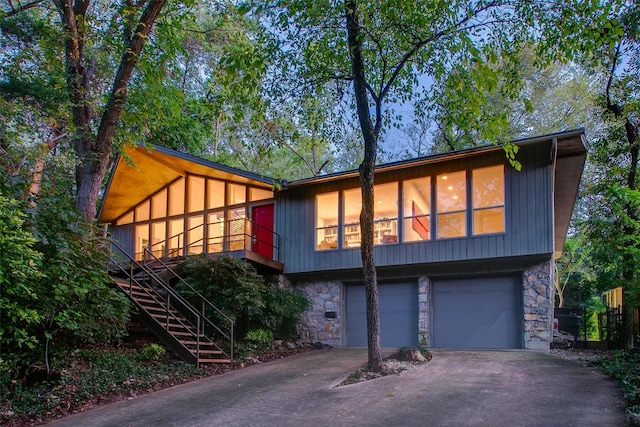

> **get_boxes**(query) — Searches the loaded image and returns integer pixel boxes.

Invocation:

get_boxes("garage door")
[432,276,522,349]
[346,282,418,348]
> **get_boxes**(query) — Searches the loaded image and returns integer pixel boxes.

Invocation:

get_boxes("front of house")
[99,129,587,351]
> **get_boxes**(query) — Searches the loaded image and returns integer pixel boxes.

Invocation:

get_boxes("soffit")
[98,145,276,224]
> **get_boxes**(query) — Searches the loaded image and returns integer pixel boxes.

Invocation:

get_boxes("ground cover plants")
[589,350,640,420]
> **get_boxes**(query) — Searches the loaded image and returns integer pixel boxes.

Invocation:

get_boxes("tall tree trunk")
[55,0,168,222]
[345,0,383,372]
[622,121,639,348]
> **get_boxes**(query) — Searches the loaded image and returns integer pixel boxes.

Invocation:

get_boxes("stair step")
[196,350,223,355]
[199,359,231,364]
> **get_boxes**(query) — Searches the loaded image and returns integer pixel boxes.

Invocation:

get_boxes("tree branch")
[3,0,45,18]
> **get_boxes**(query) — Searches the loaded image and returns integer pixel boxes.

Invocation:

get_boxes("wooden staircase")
[109,241,233,367]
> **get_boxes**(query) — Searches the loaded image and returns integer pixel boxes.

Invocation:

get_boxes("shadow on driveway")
[49,349,625,427]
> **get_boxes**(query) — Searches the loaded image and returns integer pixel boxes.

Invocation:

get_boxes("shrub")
[179,255,308,340]
[139,344,167,363]
[245,329,274,351]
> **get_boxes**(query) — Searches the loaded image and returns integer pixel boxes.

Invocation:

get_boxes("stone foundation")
[296,280,342,346]
[523,260,554,350]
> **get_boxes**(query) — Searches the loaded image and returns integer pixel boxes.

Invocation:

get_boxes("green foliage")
[179,255,309,340]
[1,347,202,424]
[590,350,640,411]
[0,195,43,350]
[245,329,274,351]
[139,343,167,363]
[31,196,131,347]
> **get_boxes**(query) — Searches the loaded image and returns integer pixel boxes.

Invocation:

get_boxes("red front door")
[251,204,274,259]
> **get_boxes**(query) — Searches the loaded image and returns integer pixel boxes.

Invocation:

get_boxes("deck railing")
[138,218,280,263]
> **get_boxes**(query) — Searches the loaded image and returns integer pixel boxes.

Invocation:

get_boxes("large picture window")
[473,165,505,235]
[316,192,338,250]
[437,171,466,239]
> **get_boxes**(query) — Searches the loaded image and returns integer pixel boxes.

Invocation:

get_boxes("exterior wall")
[523,259,555,350]
[295,279,343,346]
[293,258,555,350]
[277,143,554,275]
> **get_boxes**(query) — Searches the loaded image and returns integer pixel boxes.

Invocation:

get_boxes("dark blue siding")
[277,143,553,275]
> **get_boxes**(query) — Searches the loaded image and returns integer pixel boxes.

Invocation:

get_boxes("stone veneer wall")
[523,259,555,350]
[296,280,342,346]
[418,277,429,347]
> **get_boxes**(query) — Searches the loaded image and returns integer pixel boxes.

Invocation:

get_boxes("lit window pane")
[227,183,246,205]
[437,212,466,239]
[151,189,167,219]
[169,178,185,216]
[188,176,205,213]
[403,177,430,242]
[168,219,184,257]
[134,224,149,261]
[228,208,246,250]
[437,171,466,239]
[207,179,225,209]
[135,200,150,222]
[116,211,134,226]
[250,187,273,202]
[474,208,505,234]
[316,192,338,250]
[473,165,505,235]
[374,182,398,245]
[187,215,204,255]
[473,165,504,208]
[150,222,166,257]
[207,211,225,253]
[343,188,362,248]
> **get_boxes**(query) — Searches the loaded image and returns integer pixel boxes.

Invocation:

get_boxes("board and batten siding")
[276,142,554,275]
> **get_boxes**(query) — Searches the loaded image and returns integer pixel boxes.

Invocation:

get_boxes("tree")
[2,0,170,221]
[254,0,586,371]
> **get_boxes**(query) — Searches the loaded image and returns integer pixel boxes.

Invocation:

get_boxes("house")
[99,129,587,352]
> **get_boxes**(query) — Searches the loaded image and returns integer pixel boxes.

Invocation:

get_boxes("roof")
[98,144,280,224]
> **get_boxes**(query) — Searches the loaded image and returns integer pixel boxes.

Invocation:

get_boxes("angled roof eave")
[98,144,281,224]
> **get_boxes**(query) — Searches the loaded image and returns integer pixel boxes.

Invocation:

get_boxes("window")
[228,208,246,250]
[473,165,505,235]
[207,179,225,209]
[207,211,225,253]
[135,200,150,222]
[343,188,362,248]
[188,176,205,213]
[403,177,430,242]
[437,171,466,239]
[250,187,273,202]
[168,178,185,216]
[151,189,167,219]
[150,222,166,257]
[227,183,246,205]
[168,219,184,257]
[374,182,398,245]
[134,224,149,260]
[316,192,338,250]
[187,215,204,255]
[116,211,134,226]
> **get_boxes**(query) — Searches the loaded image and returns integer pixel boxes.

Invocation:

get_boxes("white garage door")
[432,276,522,349]
[346,282,418,348]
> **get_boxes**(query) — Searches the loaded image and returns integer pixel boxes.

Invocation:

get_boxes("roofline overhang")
[285,128,587,188]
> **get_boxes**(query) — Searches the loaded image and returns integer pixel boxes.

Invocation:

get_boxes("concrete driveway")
[49,349,625,427]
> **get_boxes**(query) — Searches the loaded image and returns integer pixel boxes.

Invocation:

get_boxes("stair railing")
[141,246,234,361]
[110,240,233,363]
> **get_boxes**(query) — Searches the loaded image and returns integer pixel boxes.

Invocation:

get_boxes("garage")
[432,276,523,349]
[346,282,418,348]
